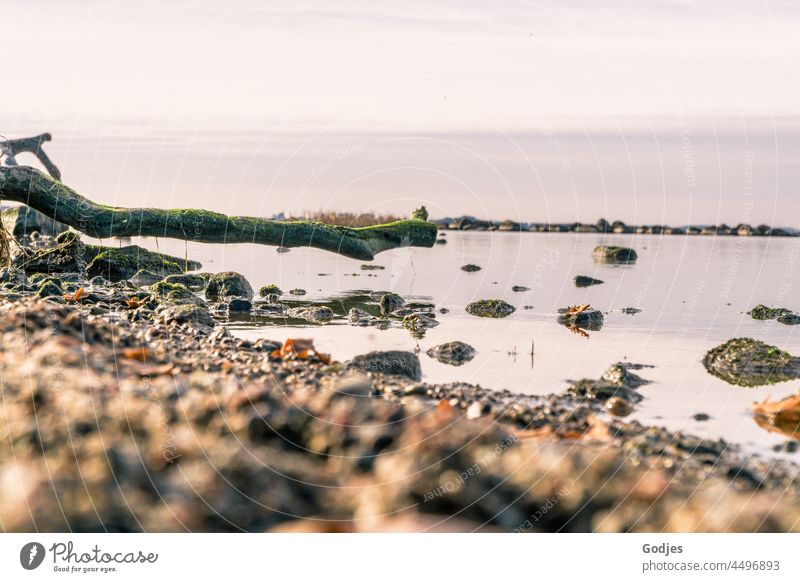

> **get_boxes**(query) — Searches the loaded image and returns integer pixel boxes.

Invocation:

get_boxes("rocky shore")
[433,216,799,237]
[1,229,799,532]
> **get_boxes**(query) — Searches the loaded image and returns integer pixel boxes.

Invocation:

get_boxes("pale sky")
[4,0,800,224]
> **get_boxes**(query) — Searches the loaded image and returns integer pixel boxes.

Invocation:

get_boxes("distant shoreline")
[432,217,799,237]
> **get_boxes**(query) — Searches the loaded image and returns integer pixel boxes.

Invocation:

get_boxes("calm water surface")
[134,231,800,459]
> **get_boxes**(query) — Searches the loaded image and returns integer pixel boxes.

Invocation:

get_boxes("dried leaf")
[568,324,590,339]
[752,393,800,440]
[120,347,151,362]
[64,287,87,303]
[126,297,146,309]
[566,304,591,315]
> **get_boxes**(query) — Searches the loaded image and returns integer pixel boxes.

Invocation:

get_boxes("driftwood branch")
[0,165,436,260]
[0,133,61,180]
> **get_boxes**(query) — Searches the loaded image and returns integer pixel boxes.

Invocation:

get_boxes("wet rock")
[426,341,476,366]
[151,281,195,303]
[157,303,215,328]
[749,305,793,320]
[703,338,800,387]
[226,299,252,313]
[461,264,481,272]
[778,313,800,326]
[0,267,28,287]
[349,350,422,380]
[165,273,206,290]
[557,306,604,330]
[13,230,86,274]
[606,397,633,417]
[205,271,254,301]
[348,308,380,326]
[2,205,68,238]
[288,306,335,324]
[621,307,642,315]
[403,313,439,333]
[129,270,164,287]
[511,286,530,292]
[88,275,110,287]
[466,299,516,318]
[693,413,711,422]
[379,292,405,315]
[289,289,307,296]
[574,275,604,287]
[360,264,385,271]
[258,284,283,298]
[592,245,638,264]
[567,362,648,404]
[36,280,63,298]
[86,244,194,282]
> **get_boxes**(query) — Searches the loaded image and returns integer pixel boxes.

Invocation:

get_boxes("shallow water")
[129,231,800,458]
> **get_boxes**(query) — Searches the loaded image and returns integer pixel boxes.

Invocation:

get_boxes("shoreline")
[433,217,799,236]
[1,232,799,532]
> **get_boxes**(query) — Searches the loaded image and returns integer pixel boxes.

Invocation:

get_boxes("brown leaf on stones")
[64,287,87,303]
[752,393,800,440]
[271,338,332,364]
[120,347,151,362]
[126,297,146,309]
[566,304,590,315]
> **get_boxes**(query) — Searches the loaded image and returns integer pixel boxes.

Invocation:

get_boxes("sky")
[3,0,800,225]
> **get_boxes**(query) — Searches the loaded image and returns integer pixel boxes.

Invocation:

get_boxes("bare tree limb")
[0,165,436,260]
[1,133,61,180]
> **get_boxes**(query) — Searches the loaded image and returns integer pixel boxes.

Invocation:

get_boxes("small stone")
[606,397,633,417]
[129,269,164,287]
[258,284,283,297]
[288,306,334,323]
[379,292,405,315]
[348,308,379,326]
[693,413,711,422]
[592,245,638,264]
[511,285,530,292]
[574,275,604,287]
[461,264,481,272]
[205,271,254,301]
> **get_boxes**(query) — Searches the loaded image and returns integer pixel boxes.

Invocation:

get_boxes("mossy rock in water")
[205,271,254,301]
[165,273,206,290]
[466,299,515,318]
[379,292,404,315]
[749,304,793,320]
[592,245,637,264]
[258,284,283,298]
[703,338,800,387]
[557,307,604,330]
[86,245,193,282]
[12,230,86,274]
[426,341,476,366]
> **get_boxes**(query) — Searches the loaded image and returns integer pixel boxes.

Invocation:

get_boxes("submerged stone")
[466,299,515,318]
[703,338,800,387]
[557,306,604,330]
[379,292,404,315]
[592,245,638,264]
[348,350,422,380]
[426,341,476,366]
[288,306,335,323]
[574,275,604,287]
[403,313,439,333]
[749,305,793,320]
[348,307,380,326]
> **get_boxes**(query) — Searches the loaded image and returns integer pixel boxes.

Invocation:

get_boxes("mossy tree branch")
[0,166,436,260]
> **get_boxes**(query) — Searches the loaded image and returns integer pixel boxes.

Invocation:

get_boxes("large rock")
[205,271,254,301]
[703,338,800,387]
[86,245,195,282]
[12,230,86,274]
[348,350,422,380]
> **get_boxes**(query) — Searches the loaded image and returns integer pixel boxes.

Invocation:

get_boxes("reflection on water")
[120,230,800,458]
